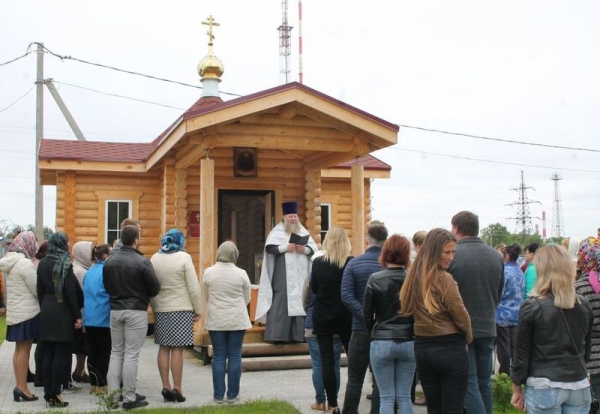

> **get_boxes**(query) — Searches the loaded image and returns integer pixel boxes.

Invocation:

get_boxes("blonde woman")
[511,245,593,414]
[311,226,353,413]
[400,228,472,414]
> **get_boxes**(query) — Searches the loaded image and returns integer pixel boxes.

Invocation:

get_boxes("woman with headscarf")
[0,231,40,402]
[37,232,82,408]
[574,236,600,409]
[71,240,93,384]
[202,241,252,404]
[150,229,202,403]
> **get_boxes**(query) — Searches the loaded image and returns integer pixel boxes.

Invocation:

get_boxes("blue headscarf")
[158,229,185,254]
[47,232,71,303]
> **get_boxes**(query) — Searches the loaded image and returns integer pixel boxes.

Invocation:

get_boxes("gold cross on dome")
[202,15,220,44]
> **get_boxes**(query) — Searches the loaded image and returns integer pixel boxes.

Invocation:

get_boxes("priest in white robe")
[256,201,317,342]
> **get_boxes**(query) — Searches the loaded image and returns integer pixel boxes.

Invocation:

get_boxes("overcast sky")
[1,1,599,242]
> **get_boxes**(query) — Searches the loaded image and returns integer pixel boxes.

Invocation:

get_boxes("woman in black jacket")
[311,226,353,414]
[37,232,82,408]
[363,234,415,414]
[510,244,593,414]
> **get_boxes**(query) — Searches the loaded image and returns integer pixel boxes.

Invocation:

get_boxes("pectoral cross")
[202,15,220,44]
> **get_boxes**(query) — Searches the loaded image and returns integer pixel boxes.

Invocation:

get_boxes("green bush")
[492,373,514,413]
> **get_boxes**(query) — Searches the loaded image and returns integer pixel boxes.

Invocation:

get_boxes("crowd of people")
[0,203,599,414]
[0,219,251,410]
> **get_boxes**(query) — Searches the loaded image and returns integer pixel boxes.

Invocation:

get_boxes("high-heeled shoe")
[161,388,174,402]
[13,387,39,402]
[171,388,186,403]
[44,394,69,408]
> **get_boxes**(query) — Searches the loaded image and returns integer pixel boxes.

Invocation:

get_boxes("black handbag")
[559,308,598,414]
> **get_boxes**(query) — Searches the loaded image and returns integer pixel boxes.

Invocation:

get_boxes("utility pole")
[506,170,540,243]
[35,42,44,244]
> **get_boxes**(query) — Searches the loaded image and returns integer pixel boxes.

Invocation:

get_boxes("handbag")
[559,308,599,414]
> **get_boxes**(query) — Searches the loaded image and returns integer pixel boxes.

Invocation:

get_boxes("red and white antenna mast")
[278,0,293,84]
[298,0,303,83]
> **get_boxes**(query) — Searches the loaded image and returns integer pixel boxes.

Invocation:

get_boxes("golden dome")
[197,44,224,80]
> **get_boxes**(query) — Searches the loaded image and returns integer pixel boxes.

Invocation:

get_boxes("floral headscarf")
[8,231,37,259]
[577,237,600,277]
[47,232,71,303]
[158,229,185,254]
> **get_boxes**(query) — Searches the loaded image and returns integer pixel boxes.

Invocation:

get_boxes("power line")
[0,45,33,67]
[0,86,35,113]
[389,146,600,173]
[6,43,600,158]
[398,124,600,154]
[53,81,187,110]
[38,43,243,97]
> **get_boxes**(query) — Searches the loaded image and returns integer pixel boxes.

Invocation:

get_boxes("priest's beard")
[284,221,301,234]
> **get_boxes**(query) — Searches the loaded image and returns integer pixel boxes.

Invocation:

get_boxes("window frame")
[320,202,333,242]
[105,199,132,246]
[94,190,142,244]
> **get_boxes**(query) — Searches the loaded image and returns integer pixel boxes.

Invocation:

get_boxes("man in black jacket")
[103,225,160,410]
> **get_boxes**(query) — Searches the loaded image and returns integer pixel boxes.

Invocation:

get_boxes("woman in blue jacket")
[83,244,112,394]
[496,243,525,376]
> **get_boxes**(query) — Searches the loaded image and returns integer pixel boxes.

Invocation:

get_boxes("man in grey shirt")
[448,211,504,414]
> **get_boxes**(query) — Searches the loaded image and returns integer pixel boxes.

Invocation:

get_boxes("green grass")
[80,400,302,413]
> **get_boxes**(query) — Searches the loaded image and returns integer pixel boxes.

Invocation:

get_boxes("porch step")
[206,341,309,358]
[242,354,348,372]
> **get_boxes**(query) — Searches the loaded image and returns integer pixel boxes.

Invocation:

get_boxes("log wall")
[52,149,372,262]
[54,170,162,257]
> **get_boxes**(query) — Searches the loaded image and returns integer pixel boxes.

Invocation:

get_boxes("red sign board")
[189,210,200,238]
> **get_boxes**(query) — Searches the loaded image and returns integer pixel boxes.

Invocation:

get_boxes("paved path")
[0,339,426,413]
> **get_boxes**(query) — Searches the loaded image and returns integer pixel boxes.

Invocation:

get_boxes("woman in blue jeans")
[511,244,593,414]
[302,256,344,413]
[400,228,473,414]
[202,242,252,404]
[363,234,415,414]
[311,227,353,413]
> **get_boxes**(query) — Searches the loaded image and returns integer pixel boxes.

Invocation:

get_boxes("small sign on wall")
[189,210,200,238]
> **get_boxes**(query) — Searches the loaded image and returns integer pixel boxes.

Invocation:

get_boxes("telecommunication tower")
[278,0,293,84]
[506,171,541,242]
[551,172,565,237]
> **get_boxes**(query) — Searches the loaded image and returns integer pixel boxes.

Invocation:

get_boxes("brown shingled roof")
[335,155,391,171]
[39,139,155,163]
[39,83,397,166]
